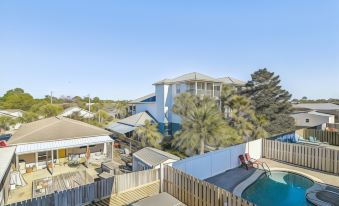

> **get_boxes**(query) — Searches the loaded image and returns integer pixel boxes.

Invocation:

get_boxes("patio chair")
[245,153,263,168]
[239,155,253,170]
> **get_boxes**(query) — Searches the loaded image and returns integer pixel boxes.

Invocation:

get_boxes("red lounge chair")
[245,153,263,167]
[239,155,253,170]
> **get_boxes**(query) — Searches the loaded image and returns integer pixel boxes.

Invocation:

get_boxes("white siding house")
[130,72,245,135]
[291,111,335,129]
[61,107,94,119]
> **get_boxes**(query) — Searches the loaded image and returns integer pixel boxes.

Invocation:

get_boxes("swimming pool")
[242,171,314,206]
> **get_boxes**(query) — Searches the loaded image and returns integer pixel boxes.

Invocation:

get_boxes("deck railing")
[7,177,114,206]
[163,165,255,206]
[6,169,160,206]
[263,139,339,174]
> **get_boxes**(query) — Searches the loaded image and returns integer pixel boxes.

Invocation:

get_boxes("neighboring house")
[105,111,157,137]
[129,72,245,135]
[61,106,95,119]
[290,111,335,129]
[132,147,180,171]
[8,116,113,173]
[0,109,24,118]
[0,146,16,206]
[105,108,119,119]
[293,103,339,122]
[0,109,23,133]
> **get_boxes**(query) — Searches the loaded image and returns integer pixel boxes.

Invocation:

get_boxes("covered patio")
[14,135,114,174]
[8,116,114,175]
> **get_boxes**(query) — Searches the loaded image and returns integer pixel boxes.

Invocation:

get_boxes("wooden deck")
[90,181,160,206]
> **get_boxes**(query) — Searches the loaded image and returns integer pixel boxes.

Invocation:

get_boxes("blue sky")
[0,0,338,100]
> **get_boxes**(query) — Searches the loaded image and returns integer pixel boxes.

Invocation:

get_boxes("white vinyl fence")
[172,139,262,180]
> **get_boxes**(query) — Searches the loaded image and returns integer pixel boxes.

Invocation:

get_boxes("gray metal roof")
[105,122,136,134]
[133,147,180,167]
[216,76,246,85]
[0,146,16,183]
[153,72,245,86]
[8,116,111,145]
[293,103,339,110]
[153,72,221,85]
[132,192,186,206]
[105,112,157,134]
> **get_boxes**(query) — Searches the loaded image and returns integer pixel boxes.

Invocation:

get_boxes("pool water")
[242,171,314,206]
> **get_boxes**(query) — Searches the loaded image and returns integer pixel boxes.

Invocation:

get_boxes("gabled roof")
[8,116,111,145]
[133,147,180,167]
[105,112,157,134]
[130,93,156,104]
[118,112,157,127]
[216,77,246,85]
[293,103,339,111]
[153,72,221,85]
[153,72,245,86]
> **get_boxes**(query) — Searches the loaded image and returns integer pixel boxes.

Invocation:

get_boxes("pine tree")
[244,68,295,134]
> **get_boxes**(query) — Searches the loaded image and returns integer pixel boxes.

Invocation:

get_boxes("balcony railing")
[187,89,220,98]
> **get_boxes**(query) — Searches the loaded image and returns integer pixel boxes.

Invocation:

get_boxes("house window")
[197,82,205,90]
[305,119,310,123]
[176,84,181,94]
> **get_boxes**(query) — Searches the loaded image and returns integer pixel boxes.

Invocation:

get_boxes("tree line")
[0,88,129,131]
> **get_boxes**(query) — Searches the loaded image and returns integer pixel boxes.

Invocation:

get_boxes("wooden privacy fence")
[163,166,255,206]
[263,139,339,174]
[113,168,160,193]
[303,129,339,146]
[7,177,114,206]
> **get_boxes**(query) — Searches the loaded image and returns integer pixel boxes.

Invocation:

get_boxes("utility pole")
[50,91,53,104]
[88,94,91,112]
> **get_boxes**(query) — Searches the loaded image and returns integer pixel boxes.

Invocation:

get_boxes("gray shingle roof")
[133,147,180,167]
[216,77,246,85]
[8,116,111,145]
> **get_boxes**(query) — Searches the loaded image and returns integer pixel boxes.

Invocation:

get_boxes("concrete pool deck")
[205,158,339,196]
[205,167,259,192]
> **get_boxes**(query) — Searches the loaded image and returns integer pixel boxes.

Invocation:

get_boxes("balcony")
[188,89,220,99]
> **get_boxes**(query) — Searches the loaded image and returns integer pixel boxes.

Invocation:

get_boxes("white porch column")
[195,81,198,95]
[212,83,215,97]
[103,143,107,155]
[56,150,59,164]
[51,150,54,174]
[16,155,19,171]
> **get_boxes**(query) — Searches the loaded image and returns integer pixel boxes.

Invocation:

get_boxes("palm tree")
[172,94,240,155]
[135,120,162,148]
[114,101,128,119]
[228,95,268,140]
